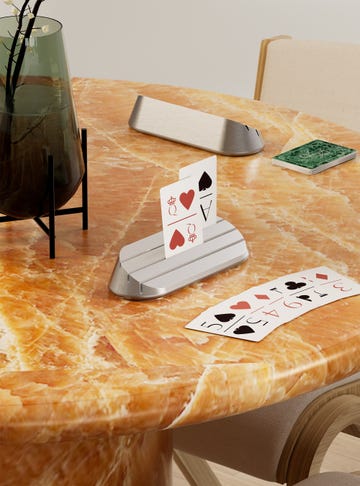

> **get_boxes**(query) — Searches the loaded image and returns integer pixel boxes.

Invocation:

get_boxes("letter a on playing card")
[160,177,204,258]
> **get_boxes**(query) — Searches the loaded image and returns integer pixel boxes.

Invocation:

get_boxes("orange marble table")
[0,78,360,485]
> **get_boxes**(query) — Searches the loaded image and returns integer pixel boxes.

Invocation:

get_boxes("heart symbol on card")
[180,190,195,210]
[199,171,212,191]
[233,325,255,335]
[214,313,236,322]
[285,281,306,290]
[230,301,251,310]
[170,229,185,250]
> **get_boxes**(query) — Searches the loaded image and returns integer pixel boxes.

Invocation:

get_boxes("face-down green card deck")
[272,139,356,174]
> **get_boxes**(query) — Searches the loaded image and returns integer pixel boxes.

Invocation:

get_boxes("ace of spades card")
[179,156,217,227]
[160,177,203,259]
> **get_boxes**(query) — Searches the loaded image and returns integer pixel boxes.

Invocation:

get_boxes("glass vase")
[0,16,84,219]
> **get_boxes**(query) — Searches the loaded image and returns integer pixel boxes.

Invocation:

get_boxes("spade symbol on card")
[179,190,195,210]
[234,325,255,335]
[170,229,185,250]
[297,295,312,302]
[199,171,212,191]
[178,156,217,227]
[285,281,306,290]
[215,313,236,322]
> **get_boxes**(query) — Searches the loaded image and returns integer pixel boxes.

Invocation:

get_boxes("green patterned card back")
[272,139,356,174]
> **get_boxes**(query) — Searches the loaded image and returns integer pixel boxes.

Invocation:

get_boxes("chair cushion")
[173,372,360,482]
[296,472,360,486]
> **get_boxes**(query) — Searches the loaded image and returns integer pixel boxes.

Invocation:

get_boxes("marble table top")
[0,78,359,443]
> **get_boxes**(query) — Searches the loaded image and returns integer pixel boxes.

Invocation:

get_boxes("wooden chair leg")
[277,379,360,485]
[281,393,360,485]
[173,450,222,486]
[346,424,360,438]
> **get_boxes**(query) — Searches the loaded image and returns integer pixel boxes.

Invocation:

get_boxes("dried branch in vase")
[2,0,46,112]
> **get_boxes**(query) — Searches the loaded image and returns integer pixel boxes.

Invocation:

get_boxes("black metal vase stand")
[0,128,88,259]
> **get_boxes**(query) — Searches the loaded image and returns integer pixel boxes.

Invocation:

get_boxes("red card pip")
[160,177,203,258]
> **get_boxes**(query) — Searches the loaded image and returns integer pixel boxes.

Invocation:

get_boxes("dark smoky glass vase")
[0,16,84,219]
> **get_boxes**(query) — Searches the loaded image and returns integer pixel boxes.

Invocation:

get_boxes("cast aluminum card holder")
[109,218,249,300]
[129,95,264,156]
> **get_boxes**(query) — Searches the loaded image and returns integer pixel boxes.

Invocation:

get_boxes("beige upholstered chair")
[173,36,360,486]
[174,376,360,485]
[254,36,360,132]
[254,36,360,453]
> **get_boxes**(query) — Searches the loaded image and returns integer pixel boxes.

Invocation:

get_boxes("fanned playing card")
[272,139,356,174]
[185,267,360,342]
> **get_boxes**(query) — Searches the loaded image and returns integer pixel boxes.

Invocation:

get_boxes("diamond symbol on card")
[316,273,328,280]
[255,294,270,300]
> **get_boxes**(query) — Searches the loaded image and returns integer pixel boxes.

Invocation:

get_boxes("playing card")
[204,286,275,322]
[244,271,360,340]
[297,267,360,303]
[269,266,356,298]
[185,266,360,341]
[189,284,292,342]
[160,177,203,258]
[179,156,217,226]
[186,305,275,342]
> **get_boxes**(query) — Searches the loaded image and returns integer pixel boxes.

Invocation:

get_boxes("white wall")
[1,0,360,99]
